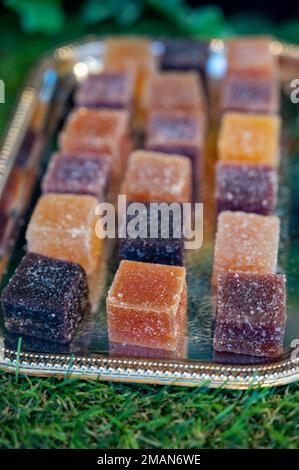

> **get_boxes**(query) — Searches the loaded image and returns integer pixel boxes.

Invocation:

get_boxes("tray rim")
[1,35,299,389]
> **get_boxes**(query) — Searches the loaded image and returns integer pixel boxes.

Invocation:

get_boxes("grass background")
[0,1,299,449]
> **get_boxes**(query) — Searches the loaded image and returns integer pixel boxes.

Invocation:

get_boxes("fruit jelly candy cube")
[26,193,101,275]
[119,202,184,266]
[221,73,279,114]
[214,271,286,357]
[41,152,111,201]
[109,308,187,360]
[218,112,281,167]
[161,39,209,73]
[145,109,205,196]
[1,252,89,344]
[147,72,205,112]
[122,150,192,203]
[215,163,277,215]
[107,260,186,350]
[104,37,154,110]
[146,109,205,162]
[59,108,130,170]
[75,71,134,110]
[226,37,277,76]
[212,211,280,286]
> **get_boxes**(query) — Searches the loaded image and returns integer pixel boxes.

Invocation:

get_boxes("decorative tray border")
[1,36,299,389]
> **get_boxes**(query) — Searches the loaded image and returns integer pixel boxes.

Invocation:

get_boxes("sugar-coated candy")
[41,152,111,201]
[107,260,186,350]
[161,39,208,74]
[218,112,280,167]
[146,109,205,195]
[59,108,130,177]
[1,253,89,343]
[26,193,101,275]
[110,307,187,359]
[214,271,286,357]
[221,74,279,114]
[147,72,205,112]
[215,163,277,215]
[212,211,280,285]
[119,202,184,266]
[75,72,134,110]
[104,37,154,115]
[226,37,276,77]
[122,150,191,203]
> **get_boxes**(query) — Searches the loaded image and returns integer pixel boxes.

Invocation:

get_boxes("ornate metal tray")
[0,37,299,389]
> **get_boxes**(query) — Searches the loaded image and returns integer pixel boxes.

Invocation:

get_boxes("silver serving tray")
[0,36,299,389]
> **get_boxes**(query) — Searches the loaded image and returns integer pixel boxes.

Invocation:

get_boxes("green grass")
[1,8,299,450]
[0,372,299,449]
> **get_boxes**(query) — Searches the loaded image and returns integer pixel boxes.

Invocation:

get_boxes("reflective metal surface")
[0,37,299,388]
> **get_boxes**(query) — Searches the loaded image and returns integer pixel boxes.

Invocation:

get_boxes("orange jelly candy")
[218,112,281,167]
[147,72,205,112]
[26,194,101,275]
[226,37,277,77]
[107,260,187,350]
[59,108,130,175]
[212,211,280,286]
[122,150,192,203]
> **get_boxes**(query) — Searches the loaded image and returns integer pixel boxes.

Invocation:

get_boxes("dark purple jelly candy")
[215,163,277,215]
[214,272,286,358]
[119,202,184,266]
[1,252,90,344]
[75,72,134,110]
[161,39,208,74]
[221,74,279,114]
[41,152,111,201]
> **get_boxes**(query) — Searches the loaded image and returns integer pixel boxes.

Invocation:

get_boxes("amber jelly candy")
[107,260,186,351]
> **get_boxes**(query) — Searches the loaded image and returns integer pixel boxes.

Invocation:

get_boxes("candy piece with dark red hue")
[215,163,277,215]
[146,109,205,198]
[161,39,208,74]
[1,252,90,344]
[119,202,184,266]
[221,73,279,114]
[75,72,134,110]
[214,271,286,357]
[41,152,111,201]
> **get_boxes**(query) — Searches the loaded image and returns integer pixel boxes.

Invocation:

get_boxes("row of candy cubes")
[1,38,207,353]
[213,37,286,358]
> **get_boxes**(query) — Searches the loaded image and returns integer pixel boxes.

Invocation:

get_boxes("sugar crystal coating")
[147,72,205,112]
[104,37,154,114]
[216,163,277,215]
[226,37,277,77]
[75,72,134,110]
[122,150,191,203]
[1,252,89,343]
[26,193,101,275]
[59,108,130,177]
[119,202,184,266]
[146,109,205,198]
[221,74,279,114]
[214,271,286,357]
[218,112,280,167]
[212,211,280,285]
[41,152,111,201]
[107,260,186,350]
